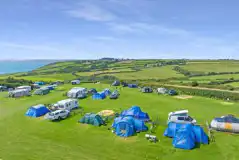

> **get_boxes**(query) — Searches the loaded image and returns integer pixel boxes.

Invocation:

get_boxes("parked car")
[45,110,70,121]
[168,115,197,124]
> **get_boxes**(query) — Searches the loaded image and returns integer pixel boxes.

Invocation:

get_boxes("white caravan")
[16,86,32,91]
[8,89,31,98]
[71,80,80,85]
[53,99,79,111]
[67,87,87,98]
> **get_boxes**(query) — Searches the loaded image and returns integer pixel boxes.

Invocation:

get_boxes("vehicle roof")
[168,110,188,116]
[51,109,66,113]
[57,99,77,104]
[17,86,31,88]
[10,89,29,93]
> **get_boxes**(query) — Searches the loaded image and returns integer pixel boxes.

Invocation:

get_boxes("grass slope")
[107,66,184,80]
[183,62,239,73]
[0,84,239,160]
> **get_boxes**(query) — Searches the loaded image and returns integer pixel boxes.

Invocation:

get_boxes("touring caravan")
[71,80,80,85]
[53,99,79,111]
[8,89,31,98]
[16,86,32,92]
[67,87,87,98]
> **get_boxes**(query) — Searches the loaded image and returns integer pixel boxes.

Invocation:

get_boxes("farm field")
[225,82,239,87]
[12,73,77,81]
[182,62,239,73]
[106,66,185,80]
[190,74,239,81]
[0,83,239,160]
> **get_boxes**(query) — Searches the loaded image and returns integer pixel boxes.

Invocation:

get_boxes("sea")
[0,60,57,75]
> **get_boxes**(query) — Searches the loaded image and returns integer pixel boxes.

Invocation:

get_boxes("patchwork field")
[106,66,185,80]
[0,83,239,160]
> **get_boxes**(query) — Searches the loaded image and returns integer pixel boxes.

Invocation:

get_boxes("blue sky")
[0,0,239,59]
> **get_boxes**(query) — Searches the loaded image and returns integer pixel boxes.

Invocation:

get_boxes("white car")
[168,115,197,124]
[45,110,70,121]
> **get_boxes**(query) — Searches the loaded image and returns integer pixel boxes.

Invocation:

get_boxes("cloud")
[0,42,61,52]
[108,22,191,37]
[66,2,116,22]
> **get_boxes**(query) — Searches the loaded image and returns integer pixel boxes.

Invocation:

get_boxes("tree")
[191,81,199,87]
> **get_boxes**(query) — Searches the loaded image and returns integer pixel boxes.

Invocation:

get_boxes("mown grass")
[1,83,239,160]
[182,62,239,73]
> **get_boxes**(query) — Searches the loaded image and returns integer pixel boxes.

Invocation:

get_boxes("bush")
[191,81,199,87]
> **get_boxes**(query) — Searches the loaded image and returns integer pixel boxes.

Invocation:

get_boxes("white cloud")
[108,22,191,37]
[66,2,116,22]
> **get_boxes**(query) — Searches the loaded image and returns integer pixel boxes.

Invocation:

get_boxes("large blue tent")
[121,106,150,121]
[103,88,111,96]
[112,116,148,137]
[172,124,196,150]
[92,92,106,100]
[164,122,209,150]
[25,104,50,117]
[128,84,138,88]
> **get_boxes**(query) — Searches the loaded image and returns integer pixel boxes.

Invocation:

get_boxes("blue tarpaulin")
[25,104,50,117]
[172,124,196,150]
[112,116,148,137]
[121,106,150,121]
[164,122,209,150]
[92,92,106,100]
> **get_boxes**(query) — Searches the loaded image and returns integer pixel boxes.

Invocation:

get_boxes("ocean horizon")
[0,60,57,75]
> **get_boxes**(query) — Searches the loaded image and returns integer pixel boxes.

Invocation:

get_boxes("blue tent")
[128,84,138,88]
[92,92,106,100]
[193,125,209,144]
[25,104,50,117]
[172,124,196,150]
[121,106,150,121]
[164,122,209,150]
[168,89,177,96]
[103,88,111,96]
[34,81,45,85]
[164,122,189,138]
[112,116,148,137]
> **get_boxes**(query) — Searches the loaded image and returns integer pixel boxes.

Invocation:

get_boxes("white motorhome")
[168,110,188,122]
[16,86,32,91]
[71,80,80,85]
[67,87,87,98]
[8,89,31,98]
[53,99,79,111]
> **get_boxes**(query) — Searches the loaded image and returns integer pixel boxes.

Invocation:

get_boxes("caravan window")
[178,117,185,120]
[58,104,64,109]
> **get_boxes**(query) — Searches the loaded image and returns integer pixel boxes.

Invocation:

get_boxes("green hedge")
[139,82,239,101]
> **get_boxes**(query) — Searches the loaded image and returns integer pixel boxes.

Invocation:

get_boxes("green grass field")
[1,83,239,160]
[225,82,239,87]
[106,66,185,80]
[182,62,239,73]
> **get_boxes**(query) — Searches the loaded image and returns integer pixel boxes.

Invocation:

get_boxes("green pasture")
[182,62,239,73]
[106,66,185,80]
[12,73,76,82]
[0,83,238,160]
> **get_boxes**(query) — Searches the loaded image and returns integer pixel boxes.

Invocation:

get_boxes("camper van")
[53,99,79,111]
[8,89,31,98]
[67,87,87,98]
[167,110,196,124]
[16,86,32,91]
[71,80,80,85]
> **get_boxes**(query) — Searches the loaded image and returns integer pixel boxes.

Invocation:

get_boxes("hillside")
[1,59,239,94]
